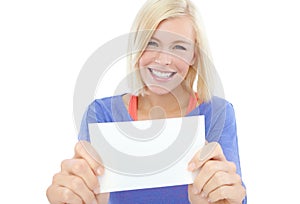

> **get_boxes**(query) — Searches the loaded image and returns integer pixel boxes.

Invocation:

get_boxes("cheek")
[174,59,190,75]
[138,51,155,68]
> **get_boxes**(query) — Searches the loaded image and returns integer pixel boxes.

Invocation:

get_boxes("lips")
[148,68,177,80]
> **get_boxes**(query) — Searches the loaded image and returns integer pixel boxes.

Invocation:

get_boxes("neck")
[138,85,191,119]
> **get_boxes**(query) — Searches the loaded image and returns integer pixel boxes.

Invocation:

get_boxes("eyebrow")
[173,40,194,46]
[150,36,194,46]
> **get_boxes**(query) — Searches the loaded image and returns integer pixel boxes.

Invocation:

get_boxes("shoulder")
[86,93,132,122]
[89,94,125,110]
[198,96,234,115]
[94,94,121,104]
[85,95,123,119]
[92,93,130,105]
[195,96,236,142]
[210,96,232,108]
[208,96,236,121]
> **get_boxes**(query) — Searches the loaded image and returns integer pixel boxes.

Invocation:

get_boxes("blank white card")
[89,115,205,193]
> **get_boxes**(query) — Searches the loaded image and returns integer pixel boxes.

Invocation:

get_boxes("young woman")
[47,0,246,203]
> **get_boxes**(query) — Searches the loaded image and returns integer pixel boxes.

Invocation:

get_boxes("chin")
[147,85,174,95]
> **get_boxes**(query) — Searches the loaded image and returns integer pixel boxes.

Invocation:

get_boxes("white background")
[1,0,299,203]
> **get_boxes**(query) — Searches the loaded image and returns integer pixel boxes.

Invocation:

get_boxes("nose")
[154,51,172,65]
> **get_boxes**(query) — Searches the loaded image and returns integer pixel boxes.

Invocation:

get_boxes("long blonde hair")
[127,0,214,103]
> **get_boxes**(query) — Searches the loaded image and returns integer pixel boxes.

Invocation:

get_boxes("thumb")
[188,142,225,171]
[74,140,104,176]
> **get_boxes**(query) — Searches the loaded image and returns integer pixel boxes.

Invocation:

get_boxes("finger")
[61,159,100,194]
[53,173,97,204]
[46,184,82,204]
[193,160,236,195]
[188,184,210,204]
[74,140,104,176]
[202,171,241,197]
[188,142,226,172]
[74,141,104,175]
[96,192,110,204]
[207,184,246,203]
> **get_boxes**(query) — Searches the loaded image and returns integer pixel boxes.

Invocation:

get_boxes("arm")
[188,103,246,203]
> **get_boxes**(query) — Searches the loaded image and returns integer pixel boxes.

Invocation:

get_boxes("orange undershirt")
[128,94,198,121]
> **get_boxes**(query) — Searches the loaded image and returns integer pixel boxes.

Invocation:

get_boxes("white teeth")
[150,68,175,79]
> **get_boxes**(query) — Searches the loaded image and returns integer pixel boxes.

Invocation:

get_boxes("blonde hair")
[127,0,214,103]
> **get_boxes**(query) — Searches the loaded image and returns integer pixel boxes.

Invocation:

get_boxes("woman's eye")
[147,41,158,47]
[174,45,186,50]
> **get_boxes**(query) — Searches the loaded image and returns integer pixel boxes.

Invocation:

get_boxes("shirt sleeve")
[218,103,242,175]
[77,101,99,142]
[218,103,247,203]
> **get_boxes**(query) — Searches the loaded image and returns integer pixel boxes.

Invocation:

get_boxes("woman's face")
[139,16,196,95]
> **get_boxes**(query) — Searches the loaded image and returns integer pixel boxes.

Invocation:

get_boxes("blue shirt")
[78,94,246,203]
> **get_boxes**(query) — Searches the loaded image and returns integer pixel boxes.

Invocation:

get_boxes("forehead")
[153,16,195,43]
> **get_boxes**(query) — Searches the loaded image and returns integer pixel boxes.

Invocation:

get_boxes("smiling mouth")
[148,68,177,79]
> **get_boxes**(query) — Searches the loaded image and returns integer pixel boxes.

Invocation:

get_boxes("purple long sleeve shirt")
[78,94,246,204]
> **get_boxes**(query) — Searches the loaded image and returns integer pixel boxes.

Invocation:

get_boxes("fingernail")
[93,186,101,194]
[188,162,196,171]
[199,152,207,161]
[201,191,207,198]
[92,198,98,204]
[96,167,102,175]
[193,186,199,194]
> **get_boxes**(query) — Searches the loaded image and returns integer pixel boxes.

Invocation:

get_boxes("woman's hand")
[188,142,246,204]
[46,141,109,204]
